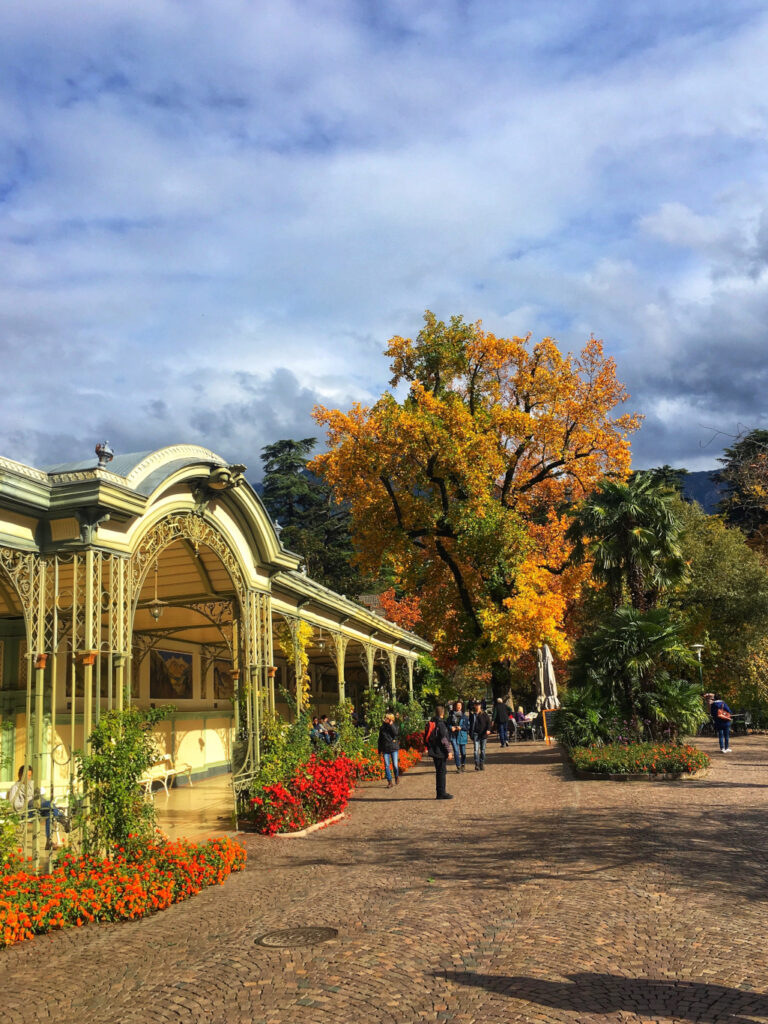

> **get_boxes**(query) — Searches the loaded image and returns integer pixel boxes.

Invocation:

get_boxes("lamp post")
[691,644,704,688]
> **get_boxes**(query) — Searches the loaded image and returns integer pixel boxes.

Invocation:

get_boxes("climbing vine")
[276,619,313,710]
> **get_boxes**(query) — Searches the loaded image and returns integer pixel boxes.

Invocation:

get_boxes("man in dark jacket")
[492,698,512,747]
[426,706,454,800]
[469,701,491,770]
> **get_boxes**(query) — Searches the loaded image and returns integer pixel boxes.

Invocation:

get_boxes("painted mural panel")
[150,649,193,700]
[213,658,234,700]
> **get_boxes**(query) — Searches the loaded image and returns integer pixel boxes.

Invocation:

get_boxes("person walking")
[426,705,454,799]
[493,698,512,747]
[447,700,469,772]
[710,694,733,753]
[377,713,400,788]
[469,701,491,770]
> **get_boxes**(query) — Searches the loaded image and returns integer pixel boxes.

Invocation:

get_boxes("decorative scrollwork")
[130,512,249,619]
[0,545,37,627]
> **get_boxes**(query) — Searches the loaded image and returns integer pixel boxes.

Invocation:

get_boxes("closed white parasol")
[536,644,560,710]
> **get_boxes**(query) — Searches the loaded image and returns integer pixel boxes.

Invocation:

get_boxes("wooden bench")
[140,755,193,797]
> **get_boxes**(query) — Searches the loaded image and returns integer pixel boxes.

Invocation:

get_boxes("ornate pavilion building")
[0,444,430,831]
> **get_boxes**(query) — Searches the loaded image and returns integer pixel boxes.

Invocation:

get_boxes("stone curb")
[273,812,347,838]
[572,768,708,782]
[236,811,346,838]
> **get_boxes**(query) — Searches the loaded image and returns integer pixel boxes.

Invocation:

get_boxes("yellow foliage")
[312,312,640,670]
[276,619,313,710]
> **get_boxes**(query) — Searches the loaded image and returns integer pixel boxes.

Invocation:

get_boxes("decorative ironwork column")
[406,656,415,700]
[362,643,375,690]
[387,650,398,700]
[0,545,46,872]
[330,633,350,703]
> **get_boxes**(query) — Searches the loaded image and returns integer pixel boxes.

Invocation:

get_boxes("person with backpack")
[710,694,733,753]
[446,700,469,772]
[377,712,400,788]
[425,705,454,799]
[492,698,512,747]
[469,701,491,770]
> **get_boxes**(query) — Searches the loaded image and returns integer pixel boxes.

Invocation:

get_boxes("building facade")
[0,444,430,857]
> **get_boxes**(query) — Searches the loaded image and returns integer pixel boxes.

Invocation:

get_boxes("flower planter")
[569,742,710,778]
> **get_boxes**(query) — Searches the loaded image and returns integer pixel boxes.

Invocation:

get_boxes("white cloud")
[1,1,768,471]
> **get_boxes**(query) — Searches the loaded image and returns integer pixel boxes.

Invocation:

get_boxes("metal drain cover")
[255,927,339,949]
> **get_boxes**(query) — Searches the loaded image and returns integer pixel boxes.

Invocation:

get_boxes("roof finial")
[95,442,114,468]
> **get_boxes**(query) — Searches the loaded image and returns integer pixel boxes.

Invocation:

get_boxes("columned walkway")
[3,737,768,1023]
[153,775,235,841]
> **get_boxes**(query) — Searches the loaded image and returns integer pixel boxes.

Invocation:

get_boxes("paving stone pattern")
[3,737,768,1023]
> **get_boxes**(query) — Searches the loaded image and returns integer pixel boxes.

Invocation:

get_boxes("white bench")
[140,755,193,797]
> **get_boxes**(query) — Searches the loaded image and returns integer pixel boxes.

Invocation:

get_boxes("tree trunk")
[490,661,512,701]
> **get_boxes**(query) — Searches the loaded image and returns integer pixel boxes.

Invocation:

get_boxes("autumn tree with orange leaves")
[313,312,640,695]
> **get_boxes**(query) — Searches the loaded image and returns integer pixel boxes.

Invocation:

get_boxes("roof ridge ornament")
[95,442,114,468]
[191,463,248,516]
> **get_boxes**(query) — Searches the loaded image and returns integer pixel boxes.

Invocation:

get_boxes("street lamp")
[691,644,704,688]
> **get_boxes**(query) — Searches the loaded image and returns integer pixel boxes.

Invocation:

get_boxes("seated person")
[310,717,322,744]
[8,764,70,851]
[318,715,335,743]
[514,706,526,723]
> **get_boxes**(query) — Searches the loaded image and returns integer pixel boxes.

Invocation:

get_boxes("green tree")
[672,497,768,703]
[568,606,702,739]
[567,472,686,611]
[260,438,368,596]
[644,465,689,495]
[717,429,768,552]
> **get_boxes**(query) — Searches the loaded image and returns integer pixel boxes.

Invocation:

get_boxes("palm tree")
[571,606,695,700]
[566,472,686,611]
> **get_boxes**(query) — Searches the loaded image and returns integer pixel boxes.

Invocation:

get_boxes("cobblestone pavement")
[3,736,768,1024]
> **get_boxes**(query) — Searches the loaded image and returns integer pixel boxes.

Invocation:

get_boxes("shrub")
[330,698,369,759]
[256,709,314,790]
[397,699,426,735]
[0,836,246,947]
[0,801,20,867]
[554,684,625,749]
[571,742,710,775]
[75,706,173,856]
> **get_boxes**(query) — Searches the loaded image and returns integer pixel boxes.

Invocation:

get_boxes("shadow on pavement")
[438,970,768,1023]
[287,794,768,899]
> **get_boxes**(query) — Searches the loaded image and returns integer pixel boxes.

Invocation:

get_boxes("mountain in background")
[680,470,723,513]
[253,470,725,515]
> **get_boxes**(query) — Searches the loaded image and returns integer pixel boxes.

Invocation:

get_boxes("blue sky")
[1,0,767,473]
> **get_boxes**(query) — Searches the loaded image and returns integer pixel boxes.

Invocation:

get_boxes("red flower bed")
[246,746,426,837]
[401,731,426,752]
[249,753,358,836]
[0,836,246,948]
